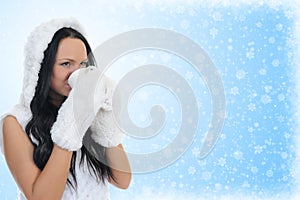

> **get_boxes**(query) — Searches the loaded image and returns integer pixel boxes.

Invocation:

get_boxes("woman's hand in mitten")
[89,77,125,148]
[51,66,105,151]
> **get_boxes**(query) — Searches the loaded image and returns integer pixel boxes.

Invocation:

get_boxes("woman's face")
[50,37,88,99]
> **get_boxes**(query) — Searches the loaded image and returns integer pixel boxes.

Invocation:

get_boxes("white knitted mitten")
[51,66,105,151]
[90,77,125,148]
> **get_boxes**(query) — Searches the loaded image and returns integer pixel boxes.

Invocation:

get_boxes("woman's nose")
[68,66,80,80]
[70,63,82,72]
[70,66,78,73]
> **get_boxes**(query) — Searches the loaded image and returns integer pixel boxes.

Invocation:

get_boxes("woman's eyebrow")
[56,58,88,62]
[56,58,75,61]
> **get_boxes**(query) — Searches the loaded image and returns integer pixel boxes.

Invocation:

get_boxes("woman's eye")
[80,61,88,68]
[60,62,70,67]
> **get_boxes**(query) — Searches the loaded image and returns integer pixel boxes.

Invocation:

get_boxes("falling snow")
[0,1,298,200]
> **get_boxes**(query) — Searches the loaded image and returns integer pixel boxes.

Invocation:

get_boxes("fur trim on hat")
[21,17,86,108]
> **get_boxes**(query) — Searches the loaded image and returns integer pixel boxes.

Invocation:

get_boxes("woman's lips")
[66,83,72,89]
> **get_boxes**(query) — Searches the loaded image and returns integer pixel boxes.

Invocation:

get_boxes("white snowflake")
[197,159,207,167]
[218,157,226,167]
[180,19,190,30]
[201,171,212,181]
[248,127,254,133]
[277,93,285,101]
[264,85,272,93]
[248,103,256,111]
[230,86,239,95]
[215,183,222,190]
[212,11,223,21]
[209,27,218,39]
[272,59,280,67]
[254,145,265,154]
[138,114,148,123]
[160,53,171,63]
[151,143,160,150]
[281,152,288,159]
[251,166,258,174]
[185,71,194,80]
[276,115,285,123]
[275,23,283,31]
[282,176,288,182]
[220,133,226,140]
[242,181,250,188]
[192,147,200,158]
[170,128,177,135]
[255,22,263,28]
[133,54,147,65]
[175,5,185,14]
[188,166,196,175]
[236,69,246,79]
[268,36,275,44]
[239,14,246,22]
[248,90,258,99]
[284,132,291,139]
[266,170,273,177]
[137,90,149,101]
[246,48,255,59]
[233,150,244,160]
[188,8,196,16]
[248,41,255,46]
[134,1,144,11]
[171,181,176,187]
[259,68,267,75]
[261,94,271,104]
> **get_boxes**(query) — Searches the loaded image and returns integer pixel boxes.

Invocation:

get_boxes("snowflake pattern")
[0,1,297,199]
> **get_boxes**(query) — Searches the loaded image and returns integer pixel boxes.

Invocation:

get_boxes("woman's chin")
[63,90,71,97]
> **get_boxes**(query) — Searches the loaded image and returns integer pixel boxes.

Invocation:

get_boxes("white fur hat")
[20,17,86,108]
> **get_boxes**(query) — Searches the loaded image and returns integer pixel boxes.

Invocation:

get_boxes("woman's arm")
[3,115,72,200]
[106,144,132,189]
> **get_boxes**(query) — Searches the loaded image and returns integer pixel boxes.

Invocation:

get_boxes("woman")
[0,18,131,199]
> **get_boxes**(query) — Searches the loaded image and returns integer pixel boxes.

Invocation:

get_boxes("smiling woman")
[0,18,131,200]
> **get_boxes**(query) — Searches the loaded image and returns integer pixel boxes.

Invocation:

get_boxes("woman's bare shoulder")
[3,115,18,123]
[3,115,23,132]
[2,115,31,148]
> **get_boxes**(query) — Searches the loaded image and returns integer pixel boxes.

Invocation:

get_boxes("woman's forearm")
[106,144,132,189]
[31,145,72,200]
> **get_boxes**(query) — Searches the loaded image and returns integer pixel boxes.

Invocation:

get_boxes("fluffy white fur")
[90,76,125,147]
[51,66,111,151]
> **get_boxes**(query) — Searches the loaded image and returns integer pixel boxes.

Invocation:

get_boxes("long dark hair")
[25,27,113,189]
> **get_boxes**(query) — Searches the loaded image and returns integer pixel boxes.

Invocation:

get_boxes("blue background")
[0,1,298,199]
